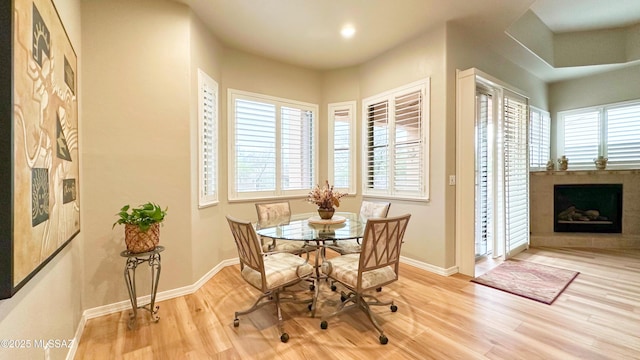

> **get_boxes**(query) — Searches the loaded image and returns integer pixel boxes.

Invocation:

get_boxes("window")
[228,89,318,200]
[558,99,640,169]
[529,106,550,171]
[328,101,356,194]
[198,69,218,207]
[362,79,429,200]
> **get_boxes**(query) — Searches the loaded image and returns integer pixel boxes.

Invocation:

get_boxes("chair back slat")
[226,216,265,274]
[359,200,391,219]
[255,201,291,228]
[358,214,411,286]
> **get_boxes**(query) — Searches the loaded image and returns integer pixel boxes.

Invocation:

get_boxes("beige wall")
[548,64,640,160]
[548,65,640,159]
[188,11,228,281]
[358,27,450,268]
[549,64,640,114]
[82,0,192,307]
[0,1,83,359]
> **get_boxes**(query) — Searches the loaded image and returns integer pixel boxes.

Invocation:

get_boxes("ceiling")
[180,0,640,83]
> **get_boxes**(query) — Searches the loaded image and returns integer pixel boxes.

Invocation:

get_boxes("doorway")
[456,68,530,277]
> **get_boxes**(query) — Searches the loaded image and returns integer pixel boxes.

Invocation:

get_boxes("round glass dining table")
[254,212,366,242]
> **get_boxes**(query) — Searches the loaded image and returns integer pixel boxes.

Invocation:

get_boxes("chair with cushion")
[331,200,391,255]
[255,201,306,254]
[226,215,314,343]
[320,214,411,344]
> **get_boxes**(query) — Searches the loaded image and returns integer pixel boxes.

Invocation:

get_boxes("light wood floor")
[75,247,640,359]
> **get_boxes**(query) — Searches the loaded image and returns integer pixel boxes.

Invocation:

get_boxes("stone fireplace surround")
[530,170,640,248]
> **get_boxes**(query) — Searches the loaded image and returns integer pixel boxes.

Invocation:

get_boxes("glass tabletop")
[255,212,366,241]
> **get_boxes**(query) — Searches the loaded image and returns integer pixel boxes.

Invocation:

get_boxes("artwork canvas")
[0,0,80,299]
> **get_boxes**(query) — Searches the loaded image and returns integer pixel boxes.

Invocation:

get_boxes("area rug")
[471,260,579,304]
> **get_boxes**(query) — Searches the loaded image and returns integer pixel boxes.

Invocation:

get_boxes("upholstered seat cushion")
[322,254,397,290]
[332,239,361,254]
[261,238,306,253]
[242,252,314,290]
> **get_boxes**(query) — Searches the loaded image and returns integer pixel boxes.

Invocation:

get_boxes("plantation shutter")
[475,90,492,257]
[606,103,640,168]
[393,90,423,194]
[365,100,389,191]
[332,108,352,189]
[529,107,550,171]
[281,107,314,190]
[561,110,600,168]
[198,70,218,206]
[503,90,529,257]
[234,99,276,192]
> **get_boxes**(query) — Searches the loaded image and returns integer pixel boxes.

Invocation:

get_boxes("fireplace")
[554,184,623,233]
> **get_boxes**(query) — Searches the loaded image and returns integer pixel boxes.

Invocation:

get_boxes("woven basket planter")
[124,223,160,253]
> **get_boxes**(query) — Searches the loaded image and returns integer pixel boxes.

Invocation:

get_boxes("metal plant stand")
[120,245,164,329]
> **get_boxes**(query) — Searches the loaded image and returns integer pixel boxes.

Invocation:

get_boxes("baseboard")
[65,314,86,360]
[400,256,459,276]
[67,257,239,359]
[68,255,448,358]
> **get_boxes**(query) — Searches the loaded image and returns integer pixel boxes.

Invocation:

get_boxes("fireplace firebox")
[553,184,622,233]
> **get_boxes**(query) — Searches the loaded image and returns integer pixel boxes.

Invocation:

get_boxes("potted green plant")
[113,202,168,253]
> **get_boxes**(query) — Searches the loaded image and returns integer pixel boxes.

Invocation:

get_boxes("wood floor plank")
[75,247,640,359]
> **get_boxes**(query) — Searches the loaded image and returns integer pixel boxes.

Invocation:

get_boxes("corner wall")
[81,0,192,309]
[0,1,83,359]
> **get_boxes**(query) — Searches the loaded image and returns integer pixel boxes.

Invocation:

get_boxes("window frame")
[361,78,430,201]
[227,89,319,201]
[557,98,640,170]
[197,69,218,208]
[328,101,357,195]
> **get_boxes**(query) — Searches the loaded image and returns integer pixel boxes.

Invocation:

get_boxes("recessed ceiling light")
[341,25,356,39]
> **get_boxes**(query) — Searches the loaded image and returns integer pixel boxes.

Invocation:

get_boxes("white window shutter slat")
[198,69,218,206]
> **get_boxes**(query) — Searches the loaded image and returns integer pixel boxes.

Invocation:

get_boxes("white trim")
[227,88,319,201]
[361,78,430,201]
[400,256,458,276]
[81,258,238,320]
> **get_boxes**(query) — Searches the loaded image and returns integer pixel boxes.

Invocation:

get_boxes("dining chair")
[330,200,391,255]
[320,214,411,344]
[255,201,306,254]
[226,215,314,343]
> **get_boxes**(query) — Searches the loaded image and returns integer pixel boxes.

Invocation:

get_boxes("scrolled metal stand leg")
[124,258,138,330]
[148,253,161,322]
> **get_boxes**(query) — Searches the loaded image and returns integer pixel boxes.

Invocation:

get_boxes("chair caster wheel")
[280,333,289,343]
[390,305,398,312]
[233,318,239,327]
[379,334,388,344]
[376,287,382,292]
[330,285,337,291]
[309,284,315,291]
[308,303,313,311]
[320,320,328,330]
[340,294,348,302]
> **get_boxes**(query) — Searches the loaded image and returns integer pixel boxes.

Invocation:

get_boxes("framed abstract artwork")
[0,0,80,299]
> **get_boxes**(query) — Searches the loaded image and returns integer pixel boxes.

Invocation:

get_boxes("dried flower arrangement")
[306,180,347,209]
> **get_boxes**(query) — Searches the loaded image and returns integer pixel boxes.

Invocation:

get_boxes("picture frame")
[0,0,80,299]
